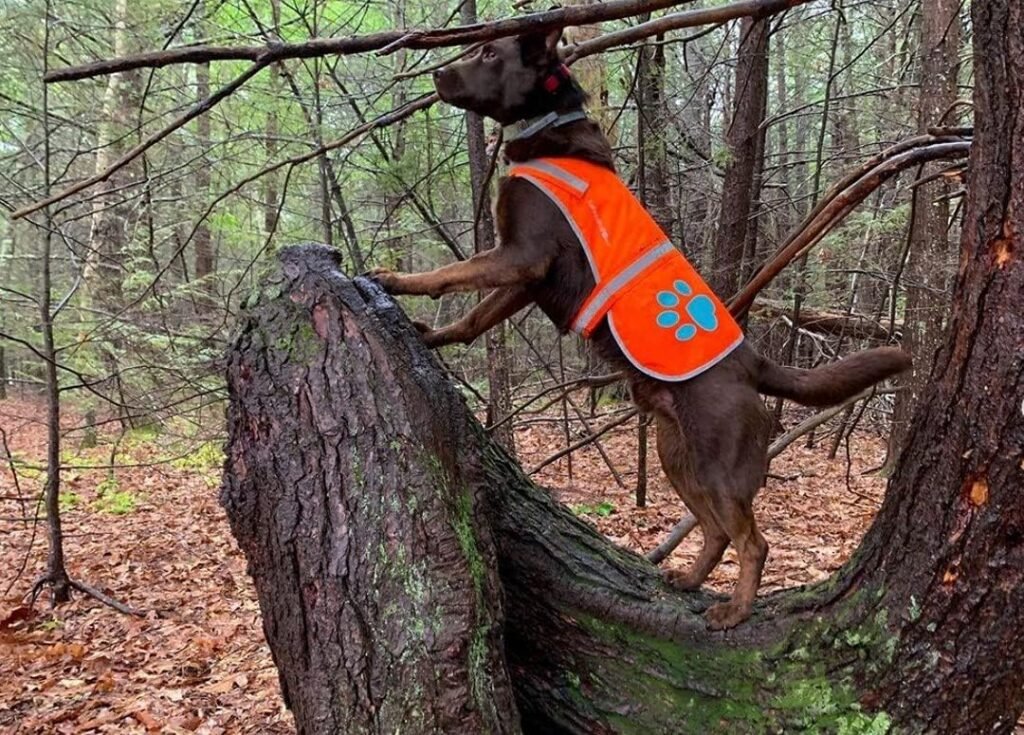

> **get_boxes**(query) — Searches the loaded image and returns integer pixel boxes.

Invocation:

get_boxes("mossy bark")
[221,2,1023,730]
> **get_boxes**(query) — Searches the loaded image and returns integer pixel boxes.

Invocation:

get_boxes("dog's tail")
[756,347,911,407]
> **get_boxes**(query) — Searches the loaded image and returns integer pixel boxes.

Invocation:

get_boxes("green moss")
[275,319,322,363]
[569,591,897,734]
[907,596,921,622]
[423,451,498,728]
[452,486,493,717]
[349,445,364,489]
[770,678,891,733]
[453,490,487,593]
[242,264,284,310]
[93,488,139,515]
[171,440,225,474]
[123,424,162,446]
[571,500,616,518]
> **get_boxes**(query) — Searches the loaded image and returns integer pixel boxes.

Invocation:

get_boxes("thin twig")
[12,60,271,221]
[528,408,639,476]
[70,579,145,616]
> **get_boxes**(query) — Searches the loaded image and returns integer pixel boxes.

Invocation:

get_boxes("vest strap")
[510,159,589,194]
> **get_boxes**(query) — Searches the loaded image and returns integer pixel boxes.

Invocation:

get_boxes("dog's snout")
[432,66,458,103]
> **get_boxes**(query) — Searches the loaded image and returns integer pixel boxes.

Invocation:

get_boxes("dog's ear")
[520,27,563,66]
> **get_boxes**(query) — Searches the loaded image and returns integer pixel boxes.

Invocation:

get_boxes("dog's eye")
[481,47,497,62]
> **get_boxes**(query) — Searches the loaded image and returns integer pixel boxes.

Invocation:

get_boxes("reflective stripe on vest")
[508,157,743,382]
[571,241,674,334]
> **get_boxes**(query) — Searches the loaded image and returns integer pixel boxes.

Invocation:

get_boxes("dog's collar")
[505,109,588,142]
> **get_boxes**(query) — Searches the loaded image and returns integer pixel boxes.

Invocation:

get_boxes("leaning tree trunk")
[221,3,1023,731]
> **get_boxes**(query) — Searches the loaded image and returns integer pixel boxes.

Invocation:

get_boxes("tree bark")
[708,15,769,298]
[221,2,1022,730]
[221,246,519,734]
[85,0,134,310]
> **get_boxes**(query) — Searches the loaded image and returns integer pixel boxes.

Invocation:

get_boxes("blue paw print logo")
[655,280,719,341]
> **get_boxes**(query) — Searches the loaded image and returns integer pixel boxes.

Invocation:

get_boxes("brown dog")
[369,29,910,629]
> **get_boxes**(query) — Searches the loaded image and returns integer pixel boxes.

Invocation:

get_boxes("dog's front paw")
[365,267,402,293]
[703,600,751,631]
[411,321,445,348]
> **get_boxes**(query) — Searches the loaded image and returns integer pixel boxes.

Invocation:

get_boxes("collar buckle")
[542,64,572,94]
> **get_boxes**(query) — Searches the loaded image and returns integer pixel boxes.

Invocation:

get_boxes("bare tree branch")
[564,0,810,62]
[47,0,817,83]
[728,137,971,315]
[17,0,820,222]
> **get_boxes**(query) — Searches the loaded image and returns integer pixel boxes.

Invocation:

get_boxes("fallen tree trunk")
[750,298,901,341]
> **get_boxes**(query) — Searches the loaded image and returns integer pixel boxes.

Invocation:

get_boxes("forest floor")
[0,393,917,733]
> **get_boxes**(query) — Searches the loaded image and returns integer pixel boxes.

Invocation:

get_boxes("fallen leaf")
[75,709,124,731]
[93,671,116,693]
[0,606,36,630]
[172,713,203,731]
[204,676,237,694]
[131,709,162,732]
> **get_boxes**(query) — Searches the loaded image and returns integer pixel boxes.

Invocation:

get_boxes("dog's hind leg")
[654,415,730,591]
[656,370,772,629]
[701,494,768,631]
[683,386,771,630]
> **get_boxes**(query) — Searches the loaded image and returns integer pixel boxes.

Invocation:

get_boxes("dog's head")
[433,29,584,125]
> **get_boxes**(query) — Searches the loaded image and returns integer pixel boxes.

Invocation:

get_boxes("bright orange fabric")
[508,157,743,381]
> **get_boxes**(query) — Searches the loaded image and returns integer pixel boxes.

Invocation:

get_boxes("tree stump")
[220,246,517,733]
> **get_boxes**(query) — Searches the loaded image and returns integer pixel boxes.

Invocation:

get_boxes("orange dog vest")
[508,157,743,381]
